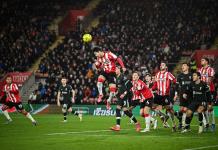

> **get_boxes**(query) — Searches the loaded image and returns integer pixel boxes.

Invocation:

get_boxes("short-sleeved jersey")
[97,51,118,73]
[131,79,153,101]
[58,84,72,103]
[152,71,176,96]
[198,66,215,92]
[176,72,192,94]
[4,83,21,103]
[190,81,211,102]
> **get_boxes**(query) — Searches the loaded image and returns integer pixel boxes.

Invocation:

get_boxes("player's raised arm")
[117,57,126,72]
[109,51,126,72]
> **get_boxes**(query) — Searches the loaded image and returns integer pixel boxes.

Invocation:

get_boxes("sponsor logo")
[93,107,124,116]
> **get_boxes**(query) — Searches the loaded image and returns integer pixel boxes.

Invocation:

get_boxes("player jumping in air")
[1,76,37,125]
[57,77,82,122]
[110,67,141,132]
[174,63,192,129]
[152,62,177,132]
[198,57,215,131]
[94,47,126,109]
[182,72,211,134]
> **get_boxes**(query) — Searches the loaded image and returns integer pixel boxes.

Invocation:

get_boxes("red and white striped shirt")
[97,51,125,73]
[199,66,215,91]
[131,79,153,101]
[152,71,176,96]
[4,83,21,103]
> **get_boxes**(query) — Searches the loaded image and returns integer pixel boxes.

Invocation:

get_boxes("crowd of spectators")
[0,0,90,79]
[91,0,218,74]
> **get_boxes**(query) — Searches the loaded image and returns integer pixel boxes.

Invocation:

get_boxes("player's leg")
[165,105,176,132]
[182,102,196,133]
[15,102,36,125]
[197,104,205,134]
[62,104,68,122]
[97,75,105,102]
[140,105,151,132]
[208,104,215,131]
[68,106,82,121]
[202,108,209,131]
[208,92,216,131]
[1,104,12,123]
[175,106,187,129]
[123,107,140,132]
[111,105,122,131]
[126,100,141,131]
[154,95,168,126]
[106,73,117,109]
[150,106,158,129]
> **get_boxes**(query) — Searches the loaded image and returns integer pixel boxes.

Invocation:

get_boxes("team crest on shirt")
[165,98,168,103]
[103,58,110,64]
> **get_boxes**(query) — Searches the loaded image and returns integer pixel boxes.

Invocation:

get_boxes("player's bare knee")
[197,106,204,113]
[122,107,127,111]
[109,84,117,92]
[21,110,28,115]
[62,108,67,113]
[98,76,105,82]
[186,110,192,117]
[117,105,121,110]
[143,107,150,114]
[68,108,72,113]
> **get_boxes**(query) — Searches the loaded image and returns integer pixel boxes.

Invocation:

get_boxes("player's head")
[6,75,12,84]
[61,77,67,85]
[93,47,104,58]
[116,67,121,75]
[201,57,209,66]
[192,72,201,82]
[182,62,189,72]
[132,72,139,81]
[160,62,167,71]
[145,73,151,82]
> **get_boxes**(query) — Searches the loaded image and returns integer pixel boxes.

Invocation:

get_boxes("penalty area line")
[45,129,206,139]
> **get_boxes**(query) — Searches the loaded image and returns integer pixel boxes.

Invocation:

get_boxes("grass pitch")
[0,114,218,150]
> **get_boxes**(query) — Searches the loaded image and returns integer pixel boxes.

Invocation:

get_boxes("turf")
[0,114,218,150]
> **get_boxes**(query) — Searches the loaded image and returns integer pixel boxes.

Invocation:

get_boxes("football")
[83,33,92,42]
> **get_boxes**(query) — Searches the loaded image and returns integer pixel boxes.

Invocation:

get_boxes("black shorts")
[117,98,129,108]
[210,91,216,104]
[154,95,172,106]
[99,71,116,84]
[130,100,147,109]
[179,93,191,107]
[141,98,153,108]
[62,101,72,110]
[5,101,24,111]
[188,101,207,112]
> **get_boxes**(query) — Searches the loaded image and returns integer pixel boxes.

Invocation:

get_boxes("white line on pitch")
[46,129,206,139]
[46,129,132,135]
[183,145,218,150]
